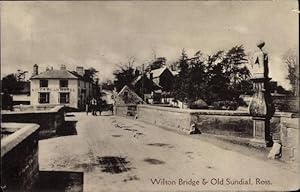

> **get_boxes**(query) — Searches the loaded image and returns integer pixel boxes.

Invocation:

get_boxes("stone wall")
[136,105,253,135]
[1,123,40,192]
[2,106,65,138]
[190,112,253,137]
[115,104,138,117]
[279,115,299,165]
[137,104,191,133]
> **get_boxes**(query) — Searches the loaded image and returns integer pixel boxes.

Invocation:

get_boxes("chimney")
[76,66,84,76]
[60,64,66,70]
[33,64,39,76]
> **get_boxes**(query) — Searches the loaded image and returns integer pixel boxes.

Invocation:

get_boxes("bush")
[190,99,208,109]
[211,101,239,110]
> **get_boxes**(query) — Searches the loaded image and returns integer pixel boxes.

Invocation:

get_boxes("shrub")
[211,101,239,110]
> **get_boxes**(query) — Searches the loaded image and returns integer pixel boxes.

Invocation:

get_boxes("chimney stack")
[33,64,39,76]
[76,66,84,76]
[60,64,66,70]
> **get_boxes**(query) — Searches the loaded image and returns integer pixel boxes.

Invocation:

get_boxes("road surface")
[39,112,299,191]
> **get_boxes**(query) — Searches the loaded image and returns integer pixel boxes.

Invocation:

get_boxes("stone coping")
[115,104,138,107]
[137,104,299,117]
[273,112,299,118]
[1,123,40,158]
[137,104,250,116]
[2,105,65,115]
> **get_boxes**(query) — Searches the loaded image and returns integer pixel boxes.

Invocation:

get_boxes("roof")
[131,75,162,89]
[69,71,85,80]
[150,67,168,78]
[171,70,179,76]
[117,85,145,104]
[31,70,79,79]
[131,75,143,85]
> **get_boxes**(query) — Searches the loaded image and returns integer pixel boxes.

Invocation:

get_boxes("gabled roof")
[171,70,179,76]
[69,71,84,80]
[116,85,145,104]
[131,75,162,89]
[150,66,171,78]
[131,75,143,85]
[31,70,79,79]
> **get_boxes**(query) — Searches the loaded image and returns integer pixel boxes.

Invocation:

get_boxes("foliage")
[1,73,25,94]
[149,57,167,70]
[83,67,99,83]
[113,57,138,92]
[172,45,251,106]
[283,48,299,96]
[211,100,239,110]
[173,49,190,103]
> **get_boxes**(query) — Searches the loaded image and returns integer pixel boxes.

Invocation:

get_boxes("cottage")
[149,67,174,92]
[30,64,96,110]
[131,74,161,103]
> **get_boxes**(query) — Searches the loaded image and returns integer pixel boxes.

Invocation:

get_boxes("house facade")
[30,64,95,110]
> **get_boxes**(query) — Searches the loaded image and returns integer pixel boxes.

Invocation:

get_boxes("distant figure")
[85,98,90,115]
[91,97,97,116]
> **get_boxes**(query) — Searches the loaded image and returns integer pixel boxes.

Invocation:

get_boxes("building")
[115,85,145,105]
[131,74,161,103]
[148,67,174,92]
[12,81,31,105]
[30,64,96,110]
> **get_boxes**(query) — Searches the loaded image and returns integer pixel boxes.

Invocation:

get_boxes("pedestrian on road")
[91,97,97,116]
[85,97,91,115]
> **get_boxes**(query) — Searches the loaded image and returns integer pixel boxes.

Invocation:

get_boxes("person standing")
[85,97,91,115]
[91,97,97,116]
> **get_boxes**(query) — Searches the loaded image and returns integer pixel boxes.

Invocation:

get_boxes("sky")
[1,1,298,88]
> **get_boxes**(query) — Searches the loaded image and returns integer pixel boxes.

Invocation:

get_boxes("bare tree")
[116,56,136,71]
[283,48,299,96]
[113,56,138,91]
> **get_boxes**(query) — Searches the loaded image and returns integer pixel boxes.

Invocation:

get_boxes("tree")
[209,45,250,102]
[83,67,99,83]
[16,69,28,81]
[149,57,167,70]
[172,46,252,106]
[283,48,299,96]
[1,73,24,94]
[113,57,138,92]
[173,49,190,103]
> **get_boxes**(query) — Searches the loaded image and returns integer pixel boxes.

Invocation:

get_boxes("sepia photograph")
[1,1,299,191]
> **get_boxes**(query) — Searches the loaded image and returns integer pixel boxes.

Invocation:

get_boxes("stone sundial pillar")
[248,41,275,147]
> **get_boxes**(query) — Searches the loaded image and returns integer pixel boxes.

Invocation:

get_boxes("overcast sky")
[1,1,298,88]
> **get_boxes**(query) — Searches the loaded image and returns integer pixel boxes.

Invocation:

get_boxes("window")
[40,80,48,87]
[59,93,69,104]
[39,93,49,103]
[59,80,68,88]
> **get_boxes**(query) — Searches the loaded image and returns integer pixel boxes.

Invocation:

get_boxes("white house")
[30,64,95,110]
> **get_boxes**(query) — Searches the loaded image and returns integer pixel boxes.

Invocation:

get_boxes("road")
[39,112,299,192]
